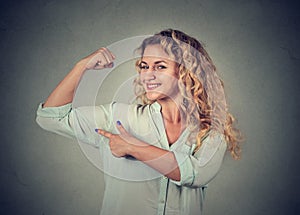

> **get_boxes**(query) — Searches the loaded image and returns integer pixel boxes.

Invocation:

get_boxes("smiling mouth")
[146,83,162,90]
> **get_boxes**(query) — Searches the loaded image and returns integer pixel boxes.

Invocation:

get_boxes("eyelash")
[139,65,167,71]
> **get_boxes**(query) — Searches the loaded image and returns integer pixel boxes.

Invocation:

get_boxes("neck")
[157,96,183,124]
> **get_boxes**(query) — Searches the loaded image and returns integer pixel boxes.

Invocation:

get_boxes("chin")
[146,92,163,101]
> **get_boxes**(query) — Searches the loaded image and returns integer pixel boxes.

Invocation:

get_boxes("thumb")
[116,120,128,134]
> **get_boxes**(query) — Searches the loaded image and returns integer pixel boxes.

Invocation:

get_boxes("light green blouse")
[36,101,227,215]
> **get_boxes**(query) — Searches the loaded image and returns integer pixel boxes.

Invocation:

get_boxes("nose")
[141,70,156,82]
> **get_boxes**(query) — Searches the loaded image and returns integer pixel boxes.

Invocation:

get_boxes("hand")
[95,121,181,181]
[95,121,140,158]
[81,47,115,70]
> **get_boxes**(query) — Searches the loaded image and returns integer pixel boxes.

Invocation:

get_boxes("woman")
[36,29,242,215]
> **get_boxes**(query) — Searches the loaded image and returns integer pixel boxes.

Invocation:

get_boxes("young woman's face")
[139,44,180,102]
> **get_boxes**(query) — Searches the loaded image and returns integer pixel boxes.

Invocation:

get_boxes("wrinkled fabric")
[36,101,227,215]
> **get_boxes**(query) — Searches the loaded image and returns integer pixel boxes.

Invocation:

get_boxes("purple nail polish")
[117,121,121,126]
[95,129,99,132]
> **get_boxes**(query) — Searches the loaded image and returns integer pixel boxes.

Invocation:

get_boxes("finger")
[116,121,128,135]
[104,62,114,68]
[111,52,116,59]
[97,52,113,69]
[100,47,114,63]
[102,47,115,61]
[102,51,111,64]
[88,53,109,69]
[95,128,112,138]
[108,51,115,60]
[84,47,115,70]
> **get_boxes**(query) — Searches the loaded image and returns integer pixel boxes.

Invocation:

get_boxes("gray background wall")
[1,0,299,214]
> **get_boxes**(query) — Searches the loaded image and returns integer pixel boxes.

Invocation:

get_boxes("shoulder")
[113,102,154,134]
[202,129,226,143]
[198,129,227,154]
[110,102,151,115]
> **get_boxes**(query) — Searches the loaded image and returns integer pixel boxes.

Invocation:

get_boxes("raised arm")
[43,47,115,107]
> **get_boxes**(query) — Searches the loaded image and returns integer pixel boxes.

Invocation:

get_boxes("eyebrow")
[140,60,168,65]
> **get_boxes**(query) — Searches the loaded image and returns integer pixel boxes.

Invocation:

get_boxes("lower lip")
[146,84,161,90]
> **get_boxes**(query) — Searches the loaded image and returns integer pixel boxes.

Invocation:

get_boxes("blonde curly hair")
[134,29,243,159]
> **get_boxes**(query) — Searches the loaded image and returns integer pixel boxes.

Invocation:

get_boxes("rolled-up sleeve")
[36,102,114,148]
[171,130,227,188]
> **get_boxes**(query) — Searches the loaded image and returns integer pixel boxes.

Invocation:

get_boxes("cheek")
[139,72,144,78]
[138,73,144,82]
[139,74,148,87]
[159,81,179,97]
[162,75,179,87]
[139,72,153,83]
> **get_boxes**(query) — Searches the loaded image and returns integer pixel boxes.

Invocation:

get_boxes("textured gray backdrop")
[0,0,299,214]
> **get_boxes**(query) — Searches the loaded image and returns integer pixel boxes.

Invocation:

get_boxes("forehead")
[142,44,173,62]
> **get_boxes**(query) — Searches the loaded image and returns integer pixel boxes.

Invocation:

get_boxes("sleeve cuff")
[36,102,72,118]
[171,150,195,186]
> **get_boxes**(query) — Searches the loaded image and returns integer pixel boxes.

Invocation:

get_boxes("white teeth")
[146,83,161,89]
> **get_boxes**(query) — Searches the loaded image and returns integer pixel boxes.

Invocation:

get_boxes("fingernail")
[117,120,121,126]
[95,129,99,132]
[108,62,114,68]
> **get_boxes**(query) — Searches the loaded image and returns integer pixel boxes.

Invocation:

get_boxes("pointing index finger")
[95,128,112,138]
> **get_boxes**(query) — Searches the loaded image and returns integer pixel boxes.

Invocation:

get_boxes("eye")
[139,64,149,70]
[156,65,167,70]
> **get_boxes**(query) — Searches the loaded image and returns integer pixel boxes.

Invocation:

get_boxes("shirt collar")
[150,101,162,113]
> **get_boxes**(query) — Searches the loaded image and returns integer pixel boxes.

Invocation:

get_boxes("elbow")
[189,161,224,188]
[172,160,223,188]
[36,115,45,129]
[173,172,218,188]
[190,172,218,188]
[36,115,55,132]
[167,168,181,182]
